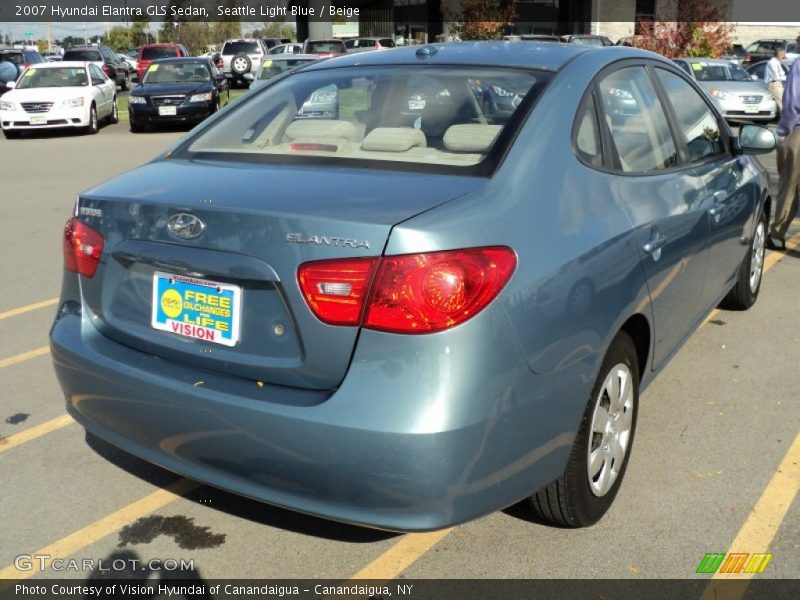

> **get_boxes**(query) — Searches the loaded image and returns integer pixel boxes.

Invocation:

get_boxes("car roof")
[23,61,87,68]
[265,54,318,60]
[140,43,181,48]
[150,57,208,64]
[303,41,601,72]
[680,57,741,64]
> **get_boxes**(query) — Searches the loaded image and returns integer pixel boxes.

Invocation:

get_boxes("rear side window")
[655,69,725,163]
[223,42,259,55]
[380,39,396,47]
[573,93,603,167]
[598,66,678,173]
[141,46,179,60]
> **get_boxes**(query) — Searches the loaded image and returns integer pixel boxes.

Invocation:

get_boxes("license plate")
[29,115,46,125]
[158,106,177,116]
[151,271,241,347]
[744,106,759,114]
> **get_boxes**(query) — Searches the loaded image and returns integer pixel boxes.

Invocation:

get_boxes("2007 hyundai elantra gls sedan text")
[51,42,776,531]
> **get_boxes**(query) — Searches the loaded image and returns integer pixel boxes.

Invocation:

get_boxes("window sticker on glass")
[148,64,159,72]
[263,59,272,67]
[692,63,702,70]
[408,99,426,110]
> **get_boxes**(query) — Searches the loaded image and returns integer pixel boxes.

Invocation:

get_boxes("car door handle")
[643,233,668,255]
[709,191,727,216]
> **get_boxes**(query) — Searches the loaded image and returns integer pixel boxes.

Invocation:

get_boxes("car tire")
[108,97,119,124]
[231,53,251,76]
[2,129,20,139]
[120,72,129,91]
[85,105,99,135]
[718,206,767,311]
[129,120,145,133]
[528,330,639,528]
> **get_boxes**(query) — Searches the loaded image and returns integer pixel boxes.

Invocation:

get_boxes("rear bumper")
[50,298,590,531]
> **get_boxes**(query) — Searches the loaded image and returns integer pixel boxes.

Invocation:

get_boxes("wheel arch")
[618,313,650,381]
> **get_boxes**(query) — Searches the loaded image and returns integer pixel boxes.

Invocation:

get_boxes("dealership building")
[301,0,799,46]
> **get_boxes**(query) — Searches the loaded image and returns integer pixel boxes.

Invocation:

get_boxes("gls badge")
[285,233,370,249]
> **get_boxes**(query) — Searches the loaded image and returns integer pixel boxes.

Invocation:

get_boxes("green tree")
[3,34,11,46]
[210,21,242,45]
[159,21,176,43]
[252,22,295,41]
[104,26,131,52]
[130,15,150,48]
[175,22,212,54]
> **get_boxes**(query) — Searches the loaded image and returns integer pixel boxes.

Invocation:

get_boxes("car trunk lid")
[76,158,479,390]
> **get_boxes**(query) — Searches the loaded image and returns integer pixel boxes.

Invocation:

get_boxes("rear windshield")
[306,41,345,53]
[257,58,315,80]
[787,43,797,54]
[141,46,179,60]
[183,66,550,173]
[571,37,605,47]
[223,41,259,55]
[691,62,752,82]
[63,50,102,61]
[143,62,209,83]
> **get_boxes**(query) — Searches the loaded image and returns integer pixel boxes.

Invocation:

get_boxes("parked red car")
[136,43,189,80]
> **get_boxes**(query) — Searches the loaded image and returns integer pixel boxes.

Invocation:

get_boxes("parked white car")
[0,61,117,139]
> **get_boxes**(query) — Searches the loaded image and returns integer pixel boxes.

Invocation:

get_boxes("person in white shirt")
[765,46,787,112]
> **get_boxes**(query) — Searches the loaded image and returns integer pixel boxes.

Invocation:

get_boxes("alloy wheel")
[587,363,634,497]
[750,220,765,293]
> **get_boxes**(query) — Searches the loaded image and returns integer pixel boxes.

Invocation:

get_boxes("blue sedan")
[51,42,775,531]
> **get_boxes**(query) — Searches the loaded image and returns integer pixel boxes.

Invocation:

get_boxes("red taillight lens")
[102,64,111,76]
[297,257,379,325]
[296,247,516,334]
[63,218,104,278]
[364,247,516,333]
[745,53,752,62]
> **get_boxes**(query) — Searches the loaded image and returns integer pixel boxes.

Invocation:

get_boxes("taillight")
[364,247,516,333]
[63,218,104,278]
[102,64,111,76]
[296,247,516,334]
[297,257,379,325]
[745,53,752,62]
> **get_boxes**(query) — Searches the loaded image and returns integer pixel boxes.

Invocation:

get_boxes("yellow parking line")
[702,433,800,599]
[0,298,57,321]
[0,478,198,582]
[0,415,74,453]
[0,346,49,369]
[349,528,454,580]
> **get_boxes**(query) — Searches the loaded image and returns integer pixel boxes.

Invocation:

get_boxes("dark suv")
[742,39,793,67]
[62,45,130,90]
[0,48,45,77]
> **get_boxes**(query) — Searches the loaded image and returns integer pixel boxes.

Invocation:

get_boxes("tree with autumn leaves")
[634,0,733,58]
[442,0,515,41]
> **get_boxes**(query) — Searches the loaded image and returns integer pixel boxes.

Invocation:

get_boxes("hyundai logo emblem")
[167,213,205,240]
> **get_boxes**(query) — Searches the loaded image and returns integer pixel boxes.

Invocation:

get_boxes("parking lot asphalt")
[1,123,798,584]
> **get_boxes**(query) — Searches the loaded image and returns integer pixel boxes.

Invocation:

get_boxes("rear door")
[653,67,756,306]
[596,63,710,371]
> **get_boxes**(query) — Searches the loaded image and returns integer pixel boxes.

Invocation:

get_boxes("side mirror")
[736,124,777,155]
[5,81,15,90]
[130,75,139,84]
[243,73,254,81]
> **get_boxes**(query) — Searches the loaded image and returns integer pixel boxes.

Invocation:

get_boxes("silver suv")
[221,39,267,86]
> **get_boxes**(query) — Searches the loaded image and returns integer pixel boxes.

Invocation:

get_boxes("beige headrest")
[361,127,427,152]
[443,124,503,152]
